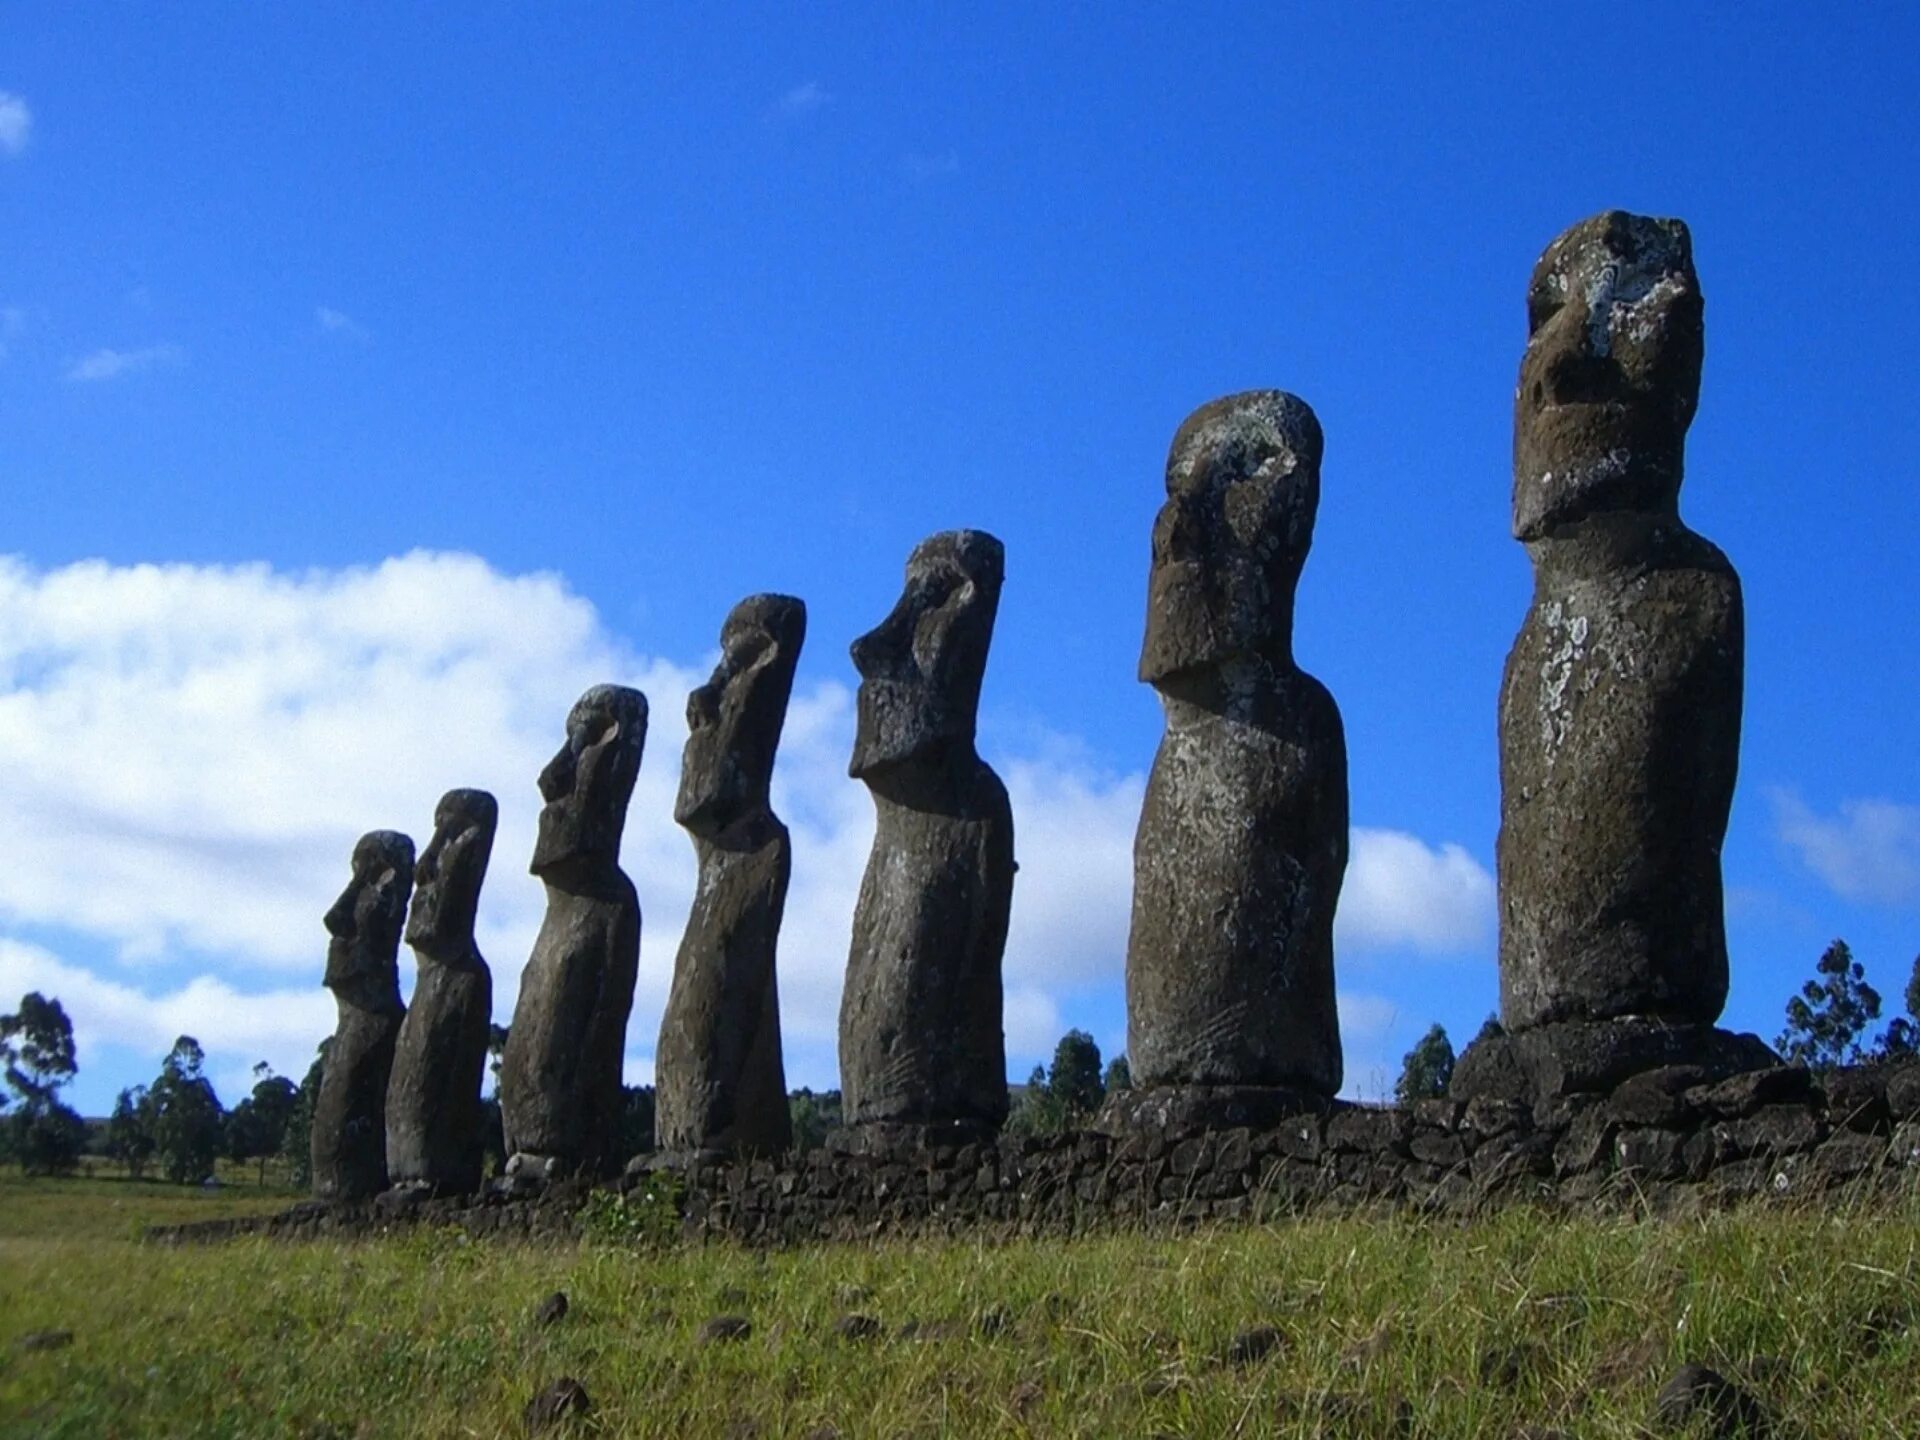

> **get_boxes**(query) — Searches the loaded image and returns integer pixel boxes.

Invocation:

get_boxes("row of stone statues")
[311,207,1759,1198]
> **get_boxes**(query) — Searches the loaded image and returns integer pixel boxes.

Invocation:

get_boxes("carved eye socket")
[574,711,616,750]
[1527,284,1563,335]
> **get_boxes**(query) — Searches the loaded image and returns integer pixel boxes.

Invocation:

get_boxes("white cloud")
[0,552,1497,1104]
[64,343,186,383]
[315,306,369,340]
[774,81,831,118]
[0,92,29,156]
[1338,829,1494,953]
[1771,788,1920,906]
[0,938,332,1091]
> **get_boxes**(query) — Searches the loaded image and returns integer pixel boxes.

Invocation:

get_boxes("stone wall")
[149,1059,1920,1248]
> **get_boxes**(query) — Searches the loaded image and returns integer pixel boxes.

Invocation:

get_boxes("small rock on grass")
[833,1313,882,1341]
[1652,1364,1769,1437]
[534,1291,569,1327]
[524,1377,591,1434]
[1222,1324,1285,1367]
[16,1329,74,1353]
[700,1315,753,1344]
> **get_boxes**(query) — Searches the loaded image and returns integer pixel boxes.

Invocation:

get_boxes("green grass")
[5,1174,1920,1437]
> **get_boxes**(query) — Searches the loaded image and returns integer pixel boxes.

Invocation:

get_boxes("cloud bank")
[1771,788,1920,906]
[0,92,29,156]
[64,344,186,383]
[0,552,1493,1104]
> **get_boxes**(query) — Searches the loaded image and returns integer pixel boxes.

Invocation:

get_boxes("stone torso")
[839,766,1014,1127]
[500,872,640,1171]
[1497,519,1742,1029]
[386,955,492,1192]
[656,824,792,1155]
[311,1001,404,1201]
[1126,671,1348,1093]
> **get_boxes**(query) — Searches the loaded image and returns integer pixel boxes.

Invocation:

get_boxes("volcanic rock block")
[656,594,805,1159]
[387,788,498,1195]
[500,684,647,1178]
[312,829,414,1201]
[1125,390,1348,1099]
[1498,210,1743,1034]
[838,530,1014,1133]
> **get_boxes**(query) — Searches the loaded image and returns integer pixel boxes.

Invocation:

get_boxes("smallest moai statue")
[312,830,413,1202]
[655,595,806,1160]
[1115,391,1349,1134]
[386,789,497,1196]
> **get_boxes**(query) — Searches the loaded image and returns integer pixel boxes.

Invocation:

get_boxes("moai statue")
[312,830,414,1202]
[655,595,805,1159]
[386,789,498,1195]
[499,684,646,1178]
[1117,391,1348,1129]
[838,531,1015,1140]
[1459,210,1770,1103]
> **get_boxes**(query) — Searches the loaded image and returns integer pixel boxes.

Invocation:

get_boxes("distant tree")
[1778,939,1882,1071]
[788,1088,842,1151]
[487,1024,510,1087]
[2,992,86,1175]
[1006,1063,1062,1136]
[107,1085,158,1179]
[1102,1054,1132,1095]
[1881,954,1920,1058]
[1394,1024,1456,1106]
[1470,1013,1503,1048]
[1047,1029,1105,1120]
[225,1064,299,1185]
[281,1042,329,1187]
[2,992,79,1108]
[616,1084,656,1161]
[147,1036,226,1184]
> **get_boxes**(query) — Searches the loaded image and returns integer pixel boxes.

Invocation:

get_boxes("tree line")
[6,940,1913,1181]
[1393,940,1920,1103]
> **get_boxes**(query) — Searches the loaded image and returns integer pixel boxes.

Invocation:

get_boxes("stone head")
[1140,390,1322,687]
[677,594,807,836]
[532,684,648,875]
[323,829,414,1001]
[405,788,498,954]
[1513,210,1703,541]
[849,530,1004,780]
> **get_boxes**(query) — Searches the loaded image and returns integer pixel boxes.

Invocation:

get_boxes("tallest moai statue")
[1474,210,1771,1099]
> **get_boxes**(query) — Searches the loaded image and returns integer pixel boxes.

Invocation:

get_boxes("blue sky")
[3,7,1918,1116]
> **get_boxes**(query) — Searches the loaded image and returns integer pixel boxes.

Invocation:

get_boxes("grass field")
[5,1172,1920,1438]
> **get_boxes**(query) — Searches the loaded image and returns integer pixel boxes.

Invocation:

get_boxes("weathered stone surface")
[657,596,803,1159]
[387,789,496,1195]
[1126,391,1348,1096]
[1456,1018,1775,1105]
[1887,1061,1920,1120]
[501,685,647,1177]
[1096,1083,1327,1139]
[839,531,1014,1130]
[312,830,413,1201]
[1498,212,1743,1041]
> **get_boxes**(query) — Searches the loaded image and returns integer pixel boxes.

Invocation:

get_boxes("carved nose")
[323,888,357,939]
[686,683,720,731]
[1154,498,1203,563]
